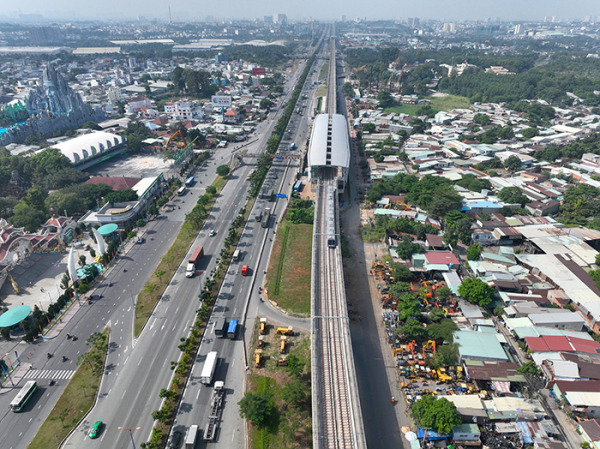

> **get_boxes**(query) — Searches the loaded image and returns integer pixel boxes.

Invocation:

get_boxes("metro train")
[326,185,336,248]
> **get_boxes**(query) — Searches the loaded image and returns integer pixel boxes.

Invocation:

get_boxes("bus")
[11,381,37,412]
[293,181,303,193]
[185,177,195,187]
[177,187,187,196]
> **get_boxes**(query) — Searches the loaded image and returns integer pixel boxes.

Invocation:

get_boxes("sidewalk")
[0,363,32,394]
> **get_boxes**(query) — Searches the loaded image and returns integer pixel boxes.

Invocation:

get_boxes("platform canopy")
[97,223,118,236]
[0,305,31,328]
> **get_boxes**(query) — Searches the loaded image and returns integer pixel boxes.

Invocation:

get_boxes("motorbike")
[66,333,72,340]
[108,282,112,287]
[49,379,55,386]
[88,300,92,305]
[72,336,77,341]
[62,356,68,362]
[259,297,264,302]
[47,353,53,359]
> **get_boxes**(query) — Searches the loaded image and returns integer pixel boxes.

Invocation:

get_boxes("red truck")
[186,246,204,278]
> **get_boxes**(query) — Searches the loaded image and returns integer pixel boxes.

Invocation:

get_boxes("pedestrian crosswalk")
[23,369,75,380]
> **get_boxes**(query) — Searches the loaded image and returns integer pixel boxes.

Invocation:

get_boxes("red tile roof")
[579,419,600,441]
[525,336,600,354]
[424,251,459,266]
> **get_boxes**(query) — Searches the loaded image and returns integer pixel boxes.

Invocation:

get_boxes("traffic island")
[27,330,109,449]
[264,219,313,316]
[242,317,312,449]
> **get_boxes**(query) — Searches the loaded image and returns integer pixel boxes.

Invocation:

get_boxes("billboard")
[211,95,232,107]
[252,67,266,76]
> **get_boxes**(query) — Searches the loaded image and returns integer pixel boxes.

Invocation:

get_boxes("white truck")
[185,424,199,448]
[203,381,225,441]
[200,351,218,385]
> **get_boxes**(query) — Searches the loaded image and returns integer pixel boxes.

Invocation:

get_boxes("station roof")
[307,114,350,169]
[52,131,125,165]
[0,305,31,328]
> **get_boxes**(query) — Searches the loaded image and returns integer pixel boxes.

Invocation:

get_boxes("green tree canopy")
[498,186,530,206]
[411,396,461,435]
[504,155,523,172]
[216,165,230,177]
[458,278,494,306]
[238,391,274,428]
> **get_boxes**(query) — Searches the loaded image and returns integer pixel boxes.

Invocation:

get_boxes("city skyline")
[2,0,599,23]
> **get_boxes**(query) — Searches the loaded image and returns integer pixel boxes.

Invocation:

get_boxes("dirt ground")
[86,151,177,179]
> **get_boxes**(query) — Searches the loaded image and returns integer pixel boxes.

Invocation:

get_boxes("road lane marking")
[124,356,129,365]
[122,389,127,399]
[196,390,201,400]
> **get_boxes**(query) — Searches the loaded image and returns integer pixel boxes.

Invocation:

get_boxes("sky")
[3,0,600,22]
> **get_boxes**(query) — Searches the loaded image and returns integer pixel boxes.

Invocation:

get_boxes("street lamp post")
[118,426,141,449]
[123,289,136,318]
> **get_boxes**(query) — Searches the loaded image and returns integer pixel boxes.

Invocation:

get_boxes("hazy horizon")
[2,0,599,23]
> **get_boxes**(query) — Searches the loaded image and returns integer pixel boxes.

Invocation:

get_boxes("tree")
[216,165,230,177]
[377,90,394,108]
[517,361,541,378]
[458,278,494,306]
[283,380,309,408]
[427,190,463,220]
[343,82,354,99]
[363,122,376,133]
[402,319,427,342]
[504,155,523,172]
[444,210,466,228]
[474,113,491,126]
[433,343,459,367]
[498,186,530,206]
[206,185,217,195]
[411,396,461,435]
[259,98,273,109]
[427,318,458,343]
[429,308,445,323]
[493,306,505,317]
[238,391,273,428]
[395,240,424,261]
[127,135,143,152]
[521,127,540,139]
[8,203,47,232]
[467,243,482,261]
[436,286,452,302]
[81,121,101,130]
[596,252,600,266]
[392,263,413,281]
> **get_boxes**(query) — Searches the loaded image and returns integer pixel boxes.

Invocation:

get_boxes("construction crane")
[165,129,187,147]
[387,55,402,90]
[396,63,408,93]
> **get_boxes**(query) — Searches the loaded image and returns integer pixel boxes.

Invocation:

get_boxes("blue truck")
[289,142,296,151]
[227,320,238,339]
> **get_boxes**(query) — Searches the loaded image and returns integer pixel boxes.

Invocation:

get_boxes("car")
[241,265,248,276]
[168,430,183,448]
[89,420,103,439]
[137,237,145,244]
[209,229,216,237]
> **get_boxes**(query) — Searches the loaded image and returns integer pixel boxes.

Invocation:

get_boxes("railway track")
[311,28,366,449]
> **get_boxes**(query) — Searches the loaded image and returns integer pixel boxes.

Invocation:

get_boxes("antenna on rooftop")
[169,6,172,25]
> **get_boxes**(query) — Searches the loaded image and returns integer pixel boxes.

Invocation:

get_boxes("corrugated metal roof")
[307,114,350,169]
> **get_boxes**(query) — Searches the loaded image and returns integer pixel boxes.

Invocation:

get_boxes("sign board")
[252,67,266,76]
[276,193,287,199]
[211,95,232,107]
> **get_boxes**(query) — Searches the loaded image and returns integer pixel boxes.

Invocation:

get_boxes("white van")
[185,425,199,448]
[232,249,240,261]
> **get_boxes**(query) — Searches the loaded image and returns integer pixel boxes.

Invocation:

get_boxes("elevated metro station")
[307,114,350,193]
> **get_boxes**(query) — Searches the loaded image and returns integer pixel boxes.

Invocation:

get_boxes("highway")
[170,41,328,448]
[0,45,316,449]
